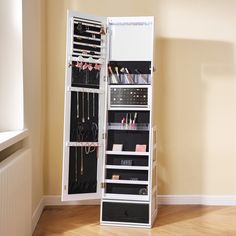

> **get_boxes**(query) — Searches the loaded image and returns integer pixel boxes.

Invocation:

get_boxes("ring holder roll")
[109,87,148,107]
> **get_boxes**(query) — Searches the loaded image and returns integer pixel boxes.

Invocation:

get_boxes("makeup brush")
[109,66,118,84]
[115,66,120,83]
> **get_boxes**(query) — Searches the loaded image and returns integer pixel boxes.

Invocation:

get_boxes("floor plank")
[33,205,236,236]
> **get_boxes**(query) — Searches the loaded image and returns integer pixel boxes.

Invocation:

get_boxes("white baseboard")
[43,195,100,206]
[32,197,44,233]
[32,195,99,233]
[158,195,236,206]
[32,194,236,233]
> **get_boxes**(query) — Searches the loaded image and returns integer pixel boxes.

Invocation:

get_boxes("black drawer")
[102,202,149,224]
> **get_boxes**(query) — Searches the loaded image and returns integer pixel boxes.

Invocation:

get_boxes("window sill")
[0,129,29,152]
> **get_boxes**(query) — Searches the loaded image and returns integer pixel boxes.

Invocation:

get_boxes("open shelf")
[105,179,148,185]
[108,107,151,111]
[107,130,149,152]
[108,123,149,131]
[105,165,149,170]
[105,183,148,196]
[103,193,149,201]
[108,84,151,88]
[106,151,149,156]
[106,154,149,167]
[109,75,151,85]
[108,110,150,123]
[106,169,148,181]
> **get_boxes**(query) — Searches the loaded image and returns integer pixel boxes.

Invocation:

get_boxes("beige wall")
[23,0,45,212]
[45,0,236,195]
[156,0,236,195]
[0,0,24,131]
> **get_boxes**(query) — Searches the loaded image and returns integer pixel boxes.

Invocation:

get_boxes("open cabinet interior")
[62,11,157,228]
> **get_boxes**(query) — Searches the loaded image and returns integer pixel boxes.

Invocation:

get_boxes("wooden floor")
[33,205,236,236]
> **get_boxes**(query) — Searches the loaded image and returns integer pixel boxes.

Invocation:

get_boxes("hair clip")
[82,63,88,70]
[75,61,83,69]
[88,64,93,71]
[94,64,101,70]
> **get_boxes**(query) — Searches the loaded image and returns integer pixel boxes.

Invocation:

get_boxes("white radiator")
[0,148,32,236]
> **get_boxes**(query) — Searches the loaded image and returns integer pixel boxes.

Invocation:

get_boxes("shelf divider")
[105,179,148,185]
[108,123,149,131]
[103,193,149,201]
[106,150,150,156]
[106,165,149,170]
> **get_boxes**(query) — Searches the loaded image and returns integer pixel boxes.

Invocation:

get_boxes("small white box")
[112,144,123,151]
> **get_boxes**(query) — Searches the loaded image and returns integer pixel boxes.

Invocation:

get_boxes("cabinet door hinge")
[102,133,107,139]
[100,26,107,35]
[64,185,67,191]
[101,182,106,188]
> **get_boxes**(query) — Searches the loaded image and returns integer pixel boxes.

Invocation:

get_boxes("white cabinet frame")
[62,10,157,227]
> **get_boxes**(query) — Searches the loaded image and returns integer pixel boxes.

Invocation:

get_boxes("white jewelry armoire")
[62,10,158,228]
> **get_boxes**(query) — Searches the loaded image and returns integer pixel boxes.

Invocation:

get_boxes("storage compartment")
[108,61,151,85]
[108,110,150,123]
[72,62,101,88]
[71,18,103,89]
[106,169,148,181]
[70,91,99,142]
[68,147,97,194]
[72,19,102,54]
[107,130,149,152]
[106,184,148,195]
[106,154,148,166]
[102,202,149,223]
